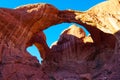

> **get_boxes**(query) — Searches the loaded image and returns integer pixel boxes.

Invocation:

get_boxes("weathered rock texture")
[0,0,120,80]
[47,25,115,80]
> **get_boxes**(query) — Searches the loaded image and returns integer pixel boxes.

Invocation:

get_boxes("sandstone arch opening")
[44,23,90,47]
[27,45,43,63]
[26,18,116,62]
[26,23,90,62]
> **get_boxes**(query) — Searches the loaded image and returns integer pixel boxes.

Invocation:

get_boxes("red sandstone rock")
[26,32,50,59]
[0,0,120,80]
[50,25,94,62]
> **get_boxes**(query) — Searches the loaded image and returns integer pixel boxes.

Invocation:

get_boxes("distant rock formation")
[0,0,120,80]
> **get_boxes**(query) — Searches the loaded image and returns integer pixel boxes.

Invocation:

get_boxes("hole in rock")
[44,23,90,47]
[27,23,90,63]
[27,45,43,63]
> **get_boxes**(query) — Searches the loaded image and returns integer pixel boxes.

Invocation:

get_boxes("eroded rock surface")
[44,25,115,80]
[0,0,120,80]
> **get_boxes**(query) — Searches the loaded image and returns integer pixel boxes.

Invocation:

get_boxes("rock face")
[44,25,115,80]
[51,25,92,62]
[0,0,120,80]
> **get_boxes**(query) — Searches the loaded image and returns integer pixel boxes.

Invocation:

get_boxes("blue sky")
[0,0,105,62]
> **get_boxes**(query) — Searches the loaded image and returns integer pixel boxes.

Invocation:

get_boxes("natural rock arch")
[0,0,120,80]
[0,2,117,61]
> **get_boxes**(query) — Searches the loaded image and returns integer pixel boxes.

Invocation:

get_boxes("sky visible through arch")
[0,0,105,62]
